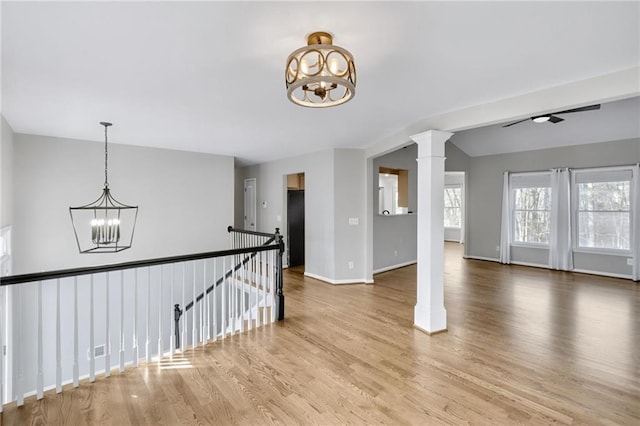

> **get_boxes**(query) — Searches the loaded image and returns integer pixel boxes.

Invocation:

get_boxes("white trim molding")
[373,260,417,275]
[303,272,368,285]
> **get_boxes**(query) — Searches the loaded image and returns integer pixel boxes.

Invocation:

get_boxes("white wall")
[13,133,235,274]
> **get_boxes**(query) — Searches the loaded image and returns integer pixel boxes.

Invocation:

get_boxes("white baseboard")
[463,255,635,281]
[510,260,549,269]
[463,255,500,263]
[572,268,633,280]
[303,271,367,285]
[373,260,417,275]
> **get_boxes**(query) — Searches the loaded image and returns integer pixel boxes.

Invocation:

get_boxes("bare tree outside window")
[513,187,551,244]
[577,181,630,250]
[444,187,462,228]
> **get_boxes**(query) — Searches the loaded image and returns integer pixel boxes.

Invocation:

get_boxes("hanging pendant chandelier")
[285,31,356,108]
[69,122,138,253]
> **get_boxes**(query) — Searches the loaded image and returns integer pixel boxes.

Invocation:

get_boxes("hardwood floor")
[2,243,639,425]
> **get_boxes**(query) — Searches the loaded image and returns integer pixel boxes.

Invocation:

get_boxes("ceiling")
[450,96,640,157]
[2,1,639,165]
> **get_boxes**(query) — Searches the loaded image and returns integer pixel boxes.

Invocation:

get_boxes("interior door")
[244,178,256,231]
[287,190,305,267]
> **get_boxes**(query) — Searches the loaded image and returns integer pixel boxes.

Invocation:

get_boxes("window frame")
[571,167,633,255]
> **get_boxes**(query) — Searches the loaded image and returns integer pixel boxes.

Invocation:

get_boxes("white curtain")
[549,168,573,270]
[632,164,640,281]
[499,171,511,264]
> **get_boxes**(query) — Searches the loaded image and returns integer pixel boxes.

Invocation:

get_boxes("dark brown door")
[287,190,305,267]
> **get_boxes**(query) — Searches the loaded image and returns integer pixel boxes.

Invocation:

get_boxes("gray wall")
[372,142,468,271]
[1,116,14,227]
[241,149,337,279]
[239,148,368,283]
[13,133,234,274]
[234,161,245,228]
[373,144,418,271]
[464,138,640,276]
[333,149,366,281]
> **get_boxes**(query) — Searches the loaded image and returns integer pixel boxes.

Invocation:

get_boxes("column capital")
[410,130,454,158]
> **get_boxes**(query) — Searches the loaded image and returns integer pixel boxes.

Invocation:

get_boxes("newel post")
[274,228,285,320]
[174,304,182,349]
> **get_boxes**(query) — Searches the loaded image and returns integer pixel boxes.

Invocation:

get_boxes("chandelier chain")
[104,123,109,188]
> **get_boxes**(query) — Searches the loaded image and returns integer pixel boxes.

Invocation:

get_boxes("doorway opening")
[444,172,465,257]
[286,173,305,272]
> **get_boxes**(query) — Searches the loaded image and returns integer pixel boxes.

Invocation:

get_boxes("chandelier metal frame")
[69,122,138,254]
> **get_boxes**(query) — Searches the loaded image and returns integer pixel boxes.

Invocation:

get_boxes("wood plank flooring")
[2,243,639,425]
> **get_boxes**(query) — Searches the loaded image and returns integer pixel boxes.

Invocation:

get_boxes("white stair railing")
[0,227,284,408]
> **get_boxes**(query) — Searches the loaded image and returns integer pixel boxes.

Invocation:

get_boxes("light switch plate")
[349,217,359,225]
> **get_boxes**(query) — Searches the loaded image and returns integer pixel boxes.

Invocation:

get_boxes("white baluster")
[256,251,261,328]
[90,275,95,382]
[16,285,23,406]
[105,272,111,377]
[36,281,43,399]
[146,267,151,364]
[73,277,79,387]
[133,269,138,368]
[158,266,163,364]
[192,262,197,347]
[56,279,62,393]
[0,286,4,411]
[198,262,203,346]
[181,263,186,350]
[203,261,208,345]
[221,257,226,339]
[212,259,217,342]
[119,270,125,372]
[242,255,247,332]
[234,256,237,333]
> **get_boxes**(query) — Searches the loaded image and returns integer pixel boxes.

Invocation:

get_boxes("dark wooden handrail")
[0,243,280,286]
[227,226,279,238]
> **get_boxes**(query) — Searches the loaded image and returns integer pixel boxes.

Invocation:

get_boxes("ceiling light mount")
[285,31,356,108]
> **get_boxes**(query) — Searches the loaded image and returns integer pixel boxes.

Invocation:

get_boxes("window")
[444,186,462,228]
[513,187,551,244]
[510,173,551,245]
[575,169,632,251]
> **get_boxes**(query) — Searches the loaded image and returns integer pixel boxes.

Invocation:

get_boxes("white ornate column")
[410,130,453,334]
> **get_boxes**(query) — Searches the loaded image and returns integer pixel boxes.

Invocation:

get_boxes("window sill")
[510,243,549,249]
[573,248,631,256]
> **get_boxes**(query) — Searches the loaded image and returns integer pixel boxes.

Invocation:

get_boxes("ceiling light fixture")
[285,31,356,108]
[69,122,138,253]
[532,115,551,123]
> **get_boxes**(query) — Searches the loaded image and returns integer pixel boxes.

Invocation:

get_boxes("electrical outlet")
[394,250,398,257]
[627,258,633,266]
[348,261,354,269]
[496,245,500,252]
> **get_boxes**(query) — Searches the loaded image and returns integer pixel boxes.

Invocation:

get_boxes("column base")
[414,303,447,335]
